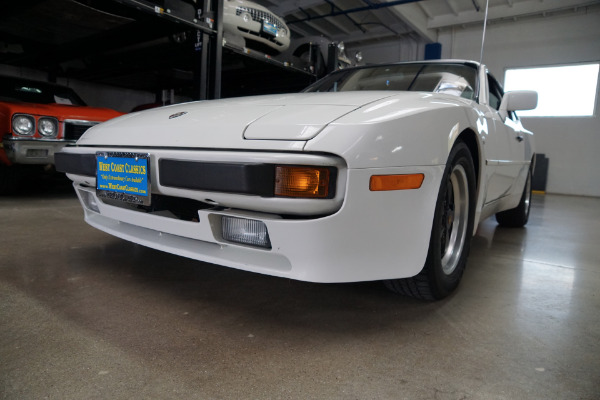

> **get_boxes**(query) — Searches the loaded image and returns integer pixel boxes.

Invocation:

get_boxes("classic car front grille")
[235,6,288,36]
[64,121,98,141]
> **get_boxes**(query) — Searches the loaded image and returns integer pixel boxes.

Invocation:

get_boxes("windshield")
[304,63,478,100]
[0,76,87,106]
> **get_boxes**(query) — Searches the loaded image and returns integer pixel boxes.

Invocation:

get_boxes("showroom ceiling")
[264,0,600,45]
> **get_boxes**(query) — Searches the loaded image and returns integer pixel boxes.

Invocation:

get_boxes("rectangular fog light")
[81,190,100,213]
[222,216,271,249]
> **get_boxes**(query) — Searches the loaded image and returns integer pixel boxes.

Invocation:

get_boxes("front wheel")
[385,141,476,300]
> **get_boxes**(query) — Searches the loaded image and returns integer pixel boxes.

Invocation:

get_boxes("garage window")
[504,63,599,117]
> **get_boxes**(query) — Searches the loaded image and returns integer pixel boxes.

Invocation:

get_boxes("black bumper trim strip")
[54,153,337,199]
[55,152,96,177]
[159,159,275,197]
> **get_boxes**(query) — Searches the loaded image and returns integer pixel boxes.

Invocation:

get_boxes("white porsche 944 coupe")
[56,60,537,300]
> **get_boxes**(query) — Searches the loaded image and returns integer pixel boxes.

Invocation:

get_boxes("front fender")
[304,102,490,231]
[304,104,485,170]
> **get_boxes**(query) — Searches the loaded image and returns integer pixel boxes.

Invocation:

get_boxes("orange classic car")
[1,75,122,193]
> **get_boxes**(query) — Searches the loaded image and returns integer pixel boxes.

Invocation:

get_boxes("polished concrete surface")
[1,182,599,399]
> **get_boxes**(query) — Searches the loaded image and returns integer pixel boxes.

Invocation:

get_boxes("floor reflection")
[1,191,599,400]
[469,194,599,354]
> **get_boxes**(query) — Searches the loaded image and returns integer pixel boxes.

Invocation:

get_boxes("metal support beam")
[192,0,222,100]
[193,30,209,100]
[326,43,337,74]
[111,0,215,34]
[211,0,223,99]
[324,0,366,34]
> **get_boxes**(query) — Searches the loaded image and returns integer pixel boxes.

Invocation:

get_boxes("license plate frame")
[262,21,278,37]
[96,152,151,206]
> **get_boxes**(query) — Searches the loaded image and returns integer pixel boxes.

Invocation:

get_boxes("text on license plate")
[263,21,278,36]
[96,152,151,205]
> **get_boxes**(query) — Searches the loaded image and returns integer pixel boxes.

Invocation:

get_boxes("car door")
[483,74,522,203]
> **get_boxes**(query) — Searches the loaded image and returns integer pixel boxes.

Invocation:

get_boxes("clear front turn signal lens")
[370,174,424,191]
[275,166,331,198]
[12,114,35,136]
[38,117,59,137]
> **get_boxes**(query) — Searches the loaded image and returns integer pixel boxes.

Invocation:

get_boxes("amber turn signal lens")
[275,166,330,198]
[369,174,424,191]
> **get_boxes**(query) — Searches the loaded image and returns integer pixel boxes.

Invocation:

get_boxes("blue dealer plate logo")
[96,152,151,205]
[262,21,278,37]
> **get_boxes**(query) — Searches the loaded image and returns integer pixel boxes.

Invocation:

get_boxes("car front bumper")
[3,137,72,164]
[66,156,444,283]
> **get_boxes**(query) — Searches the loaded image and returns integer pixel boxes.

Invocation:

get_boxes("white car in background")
[223,0,290,54]
[56,60,537,300]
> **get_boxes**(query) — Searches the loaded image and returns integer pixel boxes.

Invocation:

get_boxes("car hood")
[76,91,463,148]
[76,92,396,147]
[0,101,122,121]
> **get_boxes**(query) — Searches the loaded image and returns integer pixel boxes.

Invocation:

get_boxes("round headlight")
[337,41,345,52]
[355,51,363,63]
[38,117,58,137]
[12,114,35,136]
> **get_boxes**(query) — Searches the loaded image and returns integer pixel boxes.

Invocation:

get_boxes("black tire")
[385,141,476,300]
[495,168,532,228]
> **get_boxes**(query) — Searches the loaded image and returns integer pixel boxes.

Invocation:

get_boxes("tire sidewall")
[425,142,476,298]
[521,168,532,224]
[495,166,532,227]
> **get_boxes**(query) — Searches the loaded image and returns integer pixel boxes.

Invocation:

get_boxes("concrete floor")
[1,182,599,400]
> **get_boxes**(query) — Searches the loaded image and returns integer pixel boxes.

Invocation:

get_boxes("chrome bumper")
[3,137,73,164]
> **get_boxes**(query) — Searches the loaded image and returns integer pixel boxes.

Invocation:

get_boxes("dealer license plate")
[262,21,278,36]
[96,152,151,205]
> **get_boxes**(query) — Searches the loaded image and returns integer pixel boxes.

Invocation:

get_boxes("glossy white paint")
[78,92,397,148]
[74,163,444,282]
[244,105,358,141]
[304,92,477,168]
[499,90,538,121]
[61,61,535,283]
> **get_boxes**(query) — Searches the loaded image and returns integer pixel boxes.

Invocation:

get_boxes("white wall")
[438,8,600,197]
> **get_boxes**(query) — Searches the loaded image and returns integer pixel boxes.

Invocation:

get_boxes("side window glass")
[487,75,503,110]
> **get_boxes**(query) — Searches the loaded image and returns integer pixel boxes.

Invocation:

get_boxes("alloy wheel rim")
[524,172,532,214]
[440,164,469,275]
